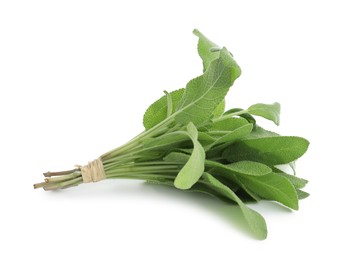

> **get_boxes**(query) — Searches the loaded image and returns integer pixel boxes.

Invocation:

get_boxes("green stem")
[101,117,174,160]
[45,172,81,183]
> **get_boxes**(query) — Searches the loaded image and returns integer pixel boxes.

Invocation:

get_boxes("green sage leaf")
[248,102,281,125]
[193,29,221,71]
[296,189,309,200]
[212,99,225,118]
[206,160,272,177]
[246,125,279,139]
[175,49,241,126]
[223,136,310,165]
[224,108,256,126]
[274,170,308,189]
[209,117,249,131]
[206,124,253,150]
[237,172,299,210]
[174,122,205,190]
[143,88,184,130]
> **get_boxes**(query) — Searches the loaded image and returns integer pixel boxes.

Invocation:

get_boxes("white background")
[1,0,343,259]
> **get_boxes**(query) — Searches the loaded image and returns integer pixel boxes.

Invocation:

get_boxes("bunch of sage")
[34,29,309,239]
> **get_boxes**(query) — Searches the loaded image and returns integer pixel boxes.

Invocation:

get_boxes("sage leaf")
[209,117,249,131]
[246,125,279,139]
[224,108,256,125]
[206,160,272,177]
[248,102,281,125]
[223,136,310,165]
[175,49,241,126]
[206,124,253,150]
[274,169,308,189]
[296,189,309,200]
[164,152,190,164]
[174,122,205,190]
[193,29,221,71]
[143,88,185,130]
[237,173,299,210]
[212,99,226,118]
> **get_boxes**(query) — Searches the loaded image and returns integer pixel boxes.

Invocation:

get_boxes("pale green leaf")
[224,108,256,126]
[174,122,206,190]
[246,125,279,139]
[248,102,281,125]
[193,29,221,71]
[175,49,241,126]
[164,151,190,164]
[212,99,225,118]
[143,88,184,130]
[209,117,249,131]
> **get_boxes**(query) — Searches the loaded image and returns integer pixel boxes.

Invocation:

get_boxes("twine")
[77,158,106,183]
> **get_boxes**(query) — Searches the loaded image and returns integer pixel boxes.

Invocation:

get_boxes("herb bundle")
[34,29,309,239]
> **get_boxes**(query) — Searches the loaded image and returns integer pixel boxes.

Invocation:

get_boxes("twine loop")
[77,158,106,183]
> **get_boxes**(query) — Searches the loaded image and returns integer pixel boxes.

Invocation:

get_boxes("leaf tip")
[174,178,192,190]
[193,28,201,36]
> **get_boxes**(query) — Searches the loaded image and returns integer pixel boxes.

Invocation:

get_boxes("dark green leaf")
[206,160,271,177]
[237,172,299,210]
[206,124,253,150]
[223,136,310,165]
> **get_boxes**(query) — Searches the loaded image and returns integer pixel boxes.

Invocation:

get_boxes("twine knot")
[77,158,106,183]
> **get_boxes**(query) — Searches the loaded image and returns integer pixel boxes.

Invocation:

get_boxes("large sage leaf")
[223,136,309,165]
[237,172,299,210]
[174,49,241,126]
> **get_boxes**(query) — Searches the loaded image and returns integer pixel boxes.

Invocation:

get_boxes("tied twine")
[77,158,106,183]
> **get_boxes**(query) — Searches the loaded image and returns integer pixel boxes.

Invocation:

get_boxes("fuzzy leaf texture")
[174,122,206,190]
[223,136,310,165]
[175,49,241,126]
[143,89,184,130]
[248,102,281,125]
